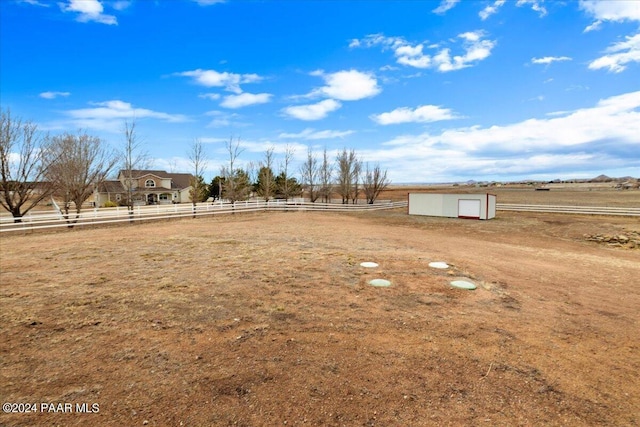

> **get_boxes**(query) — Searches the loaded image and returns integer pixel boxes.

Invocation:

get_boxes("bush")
[103,200,118,208]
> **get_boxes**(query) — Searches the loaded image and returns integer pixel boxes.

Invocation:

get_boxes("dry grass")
[1,187,639,426]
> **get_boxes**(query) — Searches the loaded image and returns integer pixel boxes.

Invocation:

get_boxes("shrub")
[103,200,118,208]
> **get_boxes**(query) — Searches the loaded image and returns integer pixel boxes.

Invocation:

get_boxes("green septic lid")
[450,280,476,290]
[428,262,449,269]
[369,279,392,287]
[360,262,379,268]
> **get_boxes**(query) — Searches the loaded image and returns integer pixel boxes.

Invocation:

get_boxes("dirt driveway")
[1,208,639,426]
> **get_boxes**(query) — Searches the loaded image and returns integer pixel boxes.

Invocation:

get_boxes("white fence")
[496,204,640,216]
[0,200,409,233]
[3,201,638,234]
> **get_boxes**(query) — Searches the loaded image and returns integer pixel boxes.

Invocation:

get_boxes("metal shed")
[408,193,496,220]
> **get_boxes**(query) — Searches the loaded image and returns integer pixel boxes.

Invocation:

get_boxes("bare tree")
[363,162,390,204]
[0,109,55,222]
[256,146,276,202]
[351,158,362,205]
[319,147,333,203]
[168,159,177,173]
[335,148,360,204]
[277,144,296,201]
[245,161,258,189]
[46,131,117,226]
[299,146,320,202]
[220,136,250,203]
[188,138,208,216]
[121,120,149,216]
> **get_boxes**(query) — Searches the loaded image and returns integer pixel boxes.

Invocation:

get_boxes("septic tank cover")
[369,279,392,287]
[360,262,379,268]
[428,261,449,269]
[450,280,476,290]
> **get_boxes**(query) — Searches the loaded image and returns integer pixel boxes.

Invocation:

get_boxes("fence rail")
[0,200,409,233]
[496,203,640,216]
[3,201,638,234]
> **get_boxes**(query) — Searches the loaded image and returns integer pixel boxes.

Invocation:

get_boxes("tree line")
[198,137,390,207]
[1,109,390,224]
[1,109,119,224]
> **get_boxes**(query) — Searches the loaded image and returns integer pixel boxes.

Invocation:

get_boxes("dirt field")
[379,184,640,207]
[1,188,639,426]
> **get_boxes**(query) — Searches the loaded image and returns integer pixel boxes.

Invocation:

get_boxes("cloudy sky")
[1,0,639,183]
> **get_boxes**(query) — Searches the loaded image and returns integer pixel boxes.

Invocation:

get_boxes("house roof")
[106,170,194,191]
[118,169,169,178]
[166,173,192,189]
[97,180,125,193]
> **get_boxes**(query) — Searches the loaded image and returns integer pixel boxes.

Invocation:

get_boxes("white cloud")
[397,45,432,68]
[371,105,460,125]
[193,0,226,5]
[588,33,640,73]
[308,70,381,101]
[198,137,229,144]
[177,69,263,94]
[433,32,496,72]
[59,0,117,25]
[64,100,188,131]
[479,0,506,20]
[353,31,496,72]
[375,91,640,181]
[516,0,547,17]
[228,139,309,158]
[580,0,640,31]
[565,84,589,92]
[384,91,640,153]
[204,110,245,128]
[19,0,50,7]
[282,99,342,121]
[583,21,602,33]
[433,0,459,15]
[39,91,70,99]
[531,56,572,65]
[199,93,221,100]
[220,92,272,108]
[278,128,355,140]
[349,33,403,51]
[112,1,132,11]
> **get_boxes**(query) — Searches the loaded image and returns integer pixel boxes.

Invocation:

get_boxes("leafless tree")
[0,109,55,222]
[351,158,362,205]
[299,146,320,202]
[121,120,149,215]
[363,162,390,204]
[246,161,258,188]
[188,138,208,216]
[46,131,117,226]
[319,147,333,203]
[256,146,276,202]
[277,144,296,201]
[335,148,360,204]
[220,136,250,203]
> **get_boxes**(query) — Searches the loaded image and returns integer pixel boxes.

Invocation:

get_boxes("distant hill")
[590,175,639,183]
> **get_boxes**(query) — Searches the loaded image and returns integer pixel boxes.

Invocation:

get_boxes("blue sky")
[1,0,639,183]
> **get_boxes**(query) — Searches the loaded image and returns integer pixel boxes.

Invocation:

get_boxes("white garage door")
[458,199,481,219]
